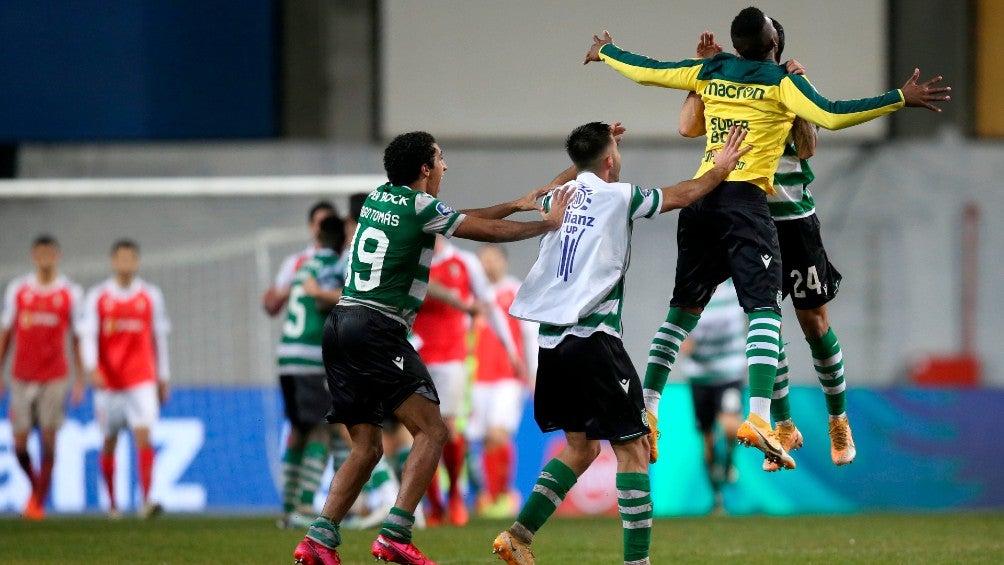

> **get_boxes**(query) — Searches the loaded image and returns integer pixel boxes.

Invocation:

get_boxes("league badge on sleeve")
[435,202,456,216]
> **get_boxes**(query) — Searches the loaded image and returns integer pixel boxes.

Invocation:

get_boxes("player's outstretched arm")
[659,126,751,212]
[901,68,952,112]
[453,185,573,242]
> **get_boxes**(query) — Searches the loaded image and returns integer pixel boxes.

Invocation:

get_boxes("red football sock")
[139,446,155,501]
[484,442,514,499]
[38,457,55,505]
[442,435,466,497]
[100,453,116,509]
[425,469,444,516]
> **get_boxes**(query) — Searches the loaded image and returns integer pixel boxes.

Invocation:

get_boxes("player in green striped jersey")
[677,18,856,471]
[278,215,347,529]
[294,131,573,565]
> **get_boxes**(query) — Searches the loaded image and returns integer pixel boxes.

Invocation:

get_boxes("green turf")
[0,513,1002,564]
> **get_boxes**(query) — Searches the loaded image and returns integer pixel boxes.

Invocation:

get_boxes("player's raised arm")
[452,185,573,243]
[679,91,707,138]
[588,32,704,91]
[659,125,751,211]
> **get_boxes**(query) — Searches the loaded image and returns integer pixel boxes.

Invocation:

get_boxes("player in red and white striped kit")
[80,240,171,519]
[468,243,537,518]
[0,235,85,520]
[411,235,521,526]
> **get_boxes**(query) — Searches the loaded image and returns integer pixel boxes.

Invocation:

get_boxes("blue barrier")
[2,386,1001,515]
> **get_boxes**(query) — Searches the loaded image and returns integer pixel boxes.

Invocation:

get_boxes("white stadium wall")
[381,0,889,140]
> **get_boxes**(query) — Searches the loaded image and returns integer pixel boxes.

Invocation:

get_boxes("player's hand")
[158,381,170,405]
[784,59,806,75]
[583,30,613,65]
[901,68,951,112]
[90,369,106,389]
[540,184,574,229]
[711,126,752,172]
[609,121,627,143]
[70,379,85,406]
[302,276,320,297]
[695,31,722,58]
[514,185,551,213]
[510,354,528,382]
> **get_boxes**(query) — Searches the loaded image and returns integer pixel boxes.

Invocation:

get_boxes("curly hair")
[565,122,612,171]
[384,131,438,186]
[731,6,774,61]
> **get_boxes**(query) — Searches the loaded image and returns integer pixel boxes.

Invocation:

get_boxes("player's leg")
[425,361,467,525]
[763,341,803,472]
[93,388,124,517]
[783,214,854,465]
[279,375,306,524]
[715,383,743,492]
[481,379,524,517]
[9,380,39,517]
[292,374,335,520]
[126,381,161,518]
[611,436,652,565]
[32,377,69,518]
[795,305,856,465]
[690,383,720,503]
[718,182,792,468]
[643,205,716,462]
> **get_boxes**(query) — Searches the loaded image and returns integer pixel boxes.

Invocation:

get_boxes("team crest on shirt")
[435,202,455,216]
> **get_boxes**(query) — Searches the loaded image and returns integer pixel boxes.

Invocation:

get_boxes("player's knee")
[795,307,829,338]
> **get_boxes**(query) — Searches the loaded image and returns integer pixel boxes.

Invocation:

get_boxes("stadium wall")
[1,386,1000,515]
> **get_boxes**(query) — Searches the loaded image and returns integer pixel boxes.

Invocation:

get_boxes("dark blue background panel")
[0,1,275,141]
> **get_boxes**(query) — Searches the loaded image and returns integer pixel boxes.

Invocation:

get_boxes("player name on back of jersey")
[360,203,402,227]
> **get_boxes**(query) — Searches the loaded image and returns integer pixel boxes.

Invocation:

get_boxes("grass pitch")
[0,513,1002,564]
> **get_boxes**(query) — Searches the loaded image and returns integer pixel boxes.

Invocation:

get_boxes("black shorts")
[670,181,782,314]
[322,305,439,427]
[775,214,842,310]
[534,332,649,442]
[279,373,331,431]
[689,380,743,432]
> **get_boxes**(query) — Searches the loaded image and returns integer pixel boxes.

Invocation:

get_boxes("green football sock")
[306,517,341,549]
[379,507,416,543]
[807,328,847,416]
[770,342,792,423]
[298,441,328,507]
[617,472,652,564]
[281,445,304,513]
[511,458,578,542]
[746,311,782,421]
[643,308,700,413]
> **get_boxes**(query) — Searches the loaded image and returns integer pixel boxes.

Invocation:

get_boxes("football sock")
[425,466,444,517]
[38,456,55,504]
[379,507,416,543]
[138,446,155,501]
[298,441,328,508]
[484,442,513,500]
[281,444,304,513]
[15,449,35,492]
[808,328,847,416]
[617,472,652,564]
[770,343,792,423]
[643,308,700,414]
[746,311,782,422]
[512,458,577,543]
[100,452,116,509]
[306,516,341,549]
[443,435,466,498]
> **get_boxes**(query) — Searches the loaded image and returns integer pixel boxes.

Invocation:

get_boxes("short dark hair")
[771,17,785,62]
[308,200,337,224]
[731,6,774,61]
[33,234,58,249]
[384,131,437,187]
[348,192,368,221]
[565,122,613,171]
[318,215,346,251]
[111,238,139,255]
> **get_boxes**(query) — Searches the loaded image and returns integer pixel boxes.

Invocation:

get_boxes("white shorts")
[94,382,159,437]
[427,361,467,418]
[466,380,526,441]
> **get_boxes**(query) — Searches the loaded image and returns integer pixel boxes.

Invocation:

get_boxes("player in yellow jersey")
[583,6,951,468]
